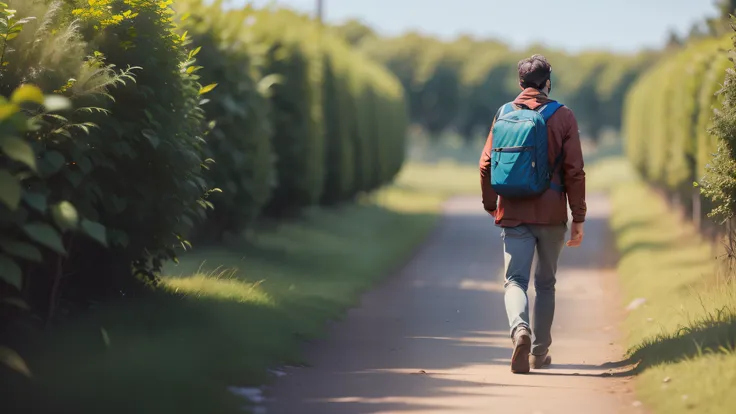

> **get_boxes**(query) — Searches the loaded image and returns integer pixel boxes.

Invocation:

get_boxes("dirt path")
[262,194,638,414]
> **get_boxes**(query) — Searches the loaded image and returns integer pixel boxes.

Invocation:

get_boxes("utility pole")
[316,0,324,24]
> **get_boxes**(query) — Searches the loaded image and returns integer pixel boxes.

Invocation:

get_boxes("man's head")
[518,54,552,94]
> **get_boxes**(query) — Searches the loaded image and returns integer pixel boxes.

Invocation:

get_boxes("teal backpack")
[489,101,564,198]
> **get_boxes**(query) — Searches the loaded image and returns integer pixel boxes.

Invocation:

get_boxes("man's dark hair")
[518,54,552,90]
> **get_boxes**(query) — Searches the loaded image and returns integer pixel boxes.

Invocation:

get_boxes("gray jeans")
[501,224,566,356]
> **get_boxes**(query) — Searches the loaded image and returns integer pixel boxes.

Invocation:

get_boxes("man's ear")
[519,82,524,90]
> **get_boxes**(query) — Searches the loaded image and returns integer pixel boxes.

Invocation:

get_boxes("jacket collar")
[513,88,553,110]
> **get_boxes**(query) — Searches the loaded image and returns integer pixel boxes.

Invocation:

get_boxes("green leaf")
[111,195,127,213]
[0,297,30,310]
[0,254,22,289]
[181,215,194,228]
[51,201,78,231]
[0,239,42,262]
[43,95,72,112]
[81,219,107,247]
[77,156,93,174]
[65,171,83,188]
[0,136,37,172]
[0,169,21,210]
[0,346,32,377]
[43,151,65,174]
[23,192,47,213]
[108,230,129,248]
[186,65,203,74]
[199,83,218,95]
[10,84,44,105]
[23,223,65,255]
[0,103,19,120]
[141,129,160,148]
[257,74,284,97]
[101,327,111,348]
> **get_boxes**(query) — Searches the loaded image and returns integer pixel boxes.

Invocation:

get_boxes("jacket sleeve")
[479,120,498,213]
[561,110,587,223]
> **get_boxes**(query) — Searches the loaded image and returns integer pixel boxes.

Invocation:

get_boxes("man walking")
[479,54,586,374]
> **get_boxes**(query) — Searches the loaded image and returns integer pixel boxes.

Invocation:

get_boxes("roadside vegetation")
[0,161,478,413]
[5,0,736,412]
[590,157,736,414]
[612,6,736,411]
[0,0,409,411]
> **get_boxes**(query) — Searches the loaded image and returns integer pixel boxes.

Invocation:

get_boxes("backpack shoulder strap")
[498,102,516,118]
[537,101,564,122]
[491,102,516,129]
[539,101,566,193]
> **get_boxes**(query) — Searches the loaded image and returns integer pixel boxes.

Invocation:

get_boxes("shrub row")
[622,36,732,226]
[177,1,407,222]
[337,23,658,142]
[0,0,408,320]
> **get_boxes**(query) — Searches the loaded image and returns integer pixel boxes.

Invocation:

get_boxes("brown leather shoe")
[530,352,552,369]
[511,328,532,374]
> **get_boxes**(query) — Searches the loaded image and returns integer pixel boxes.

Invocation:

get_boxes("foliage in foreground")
[701,22,736,222]
[0,163,452,413]
[0,0,408,331]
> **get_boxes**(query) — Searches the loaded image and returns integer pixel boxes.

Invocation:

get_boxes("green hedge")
[175,1,276,240]
[622,36,732,222]
[249,9,326,215]
[0,0,211,316]
[0,0,408,320]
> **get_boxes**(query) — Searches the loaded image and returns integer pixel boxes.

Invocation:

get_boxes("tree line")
[330,20,659,143]
[0,0,407,322]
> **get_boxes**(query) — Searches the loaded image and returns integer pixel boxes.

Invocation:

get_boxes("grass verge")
[0,161,479,414]
[591,157,736,414]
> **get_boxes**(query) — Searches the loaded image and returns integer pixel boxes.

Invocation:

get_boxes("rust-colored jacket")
[479,88,586,226]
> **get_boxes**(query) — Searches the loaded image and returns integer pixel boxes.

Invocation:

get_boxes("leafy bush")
[248,9,325,216]
[0,0,409,323]
[175,1,276,239]
[54,0,212,299]
[0,85,86,293]
[244,7,408,211]
[702,44,736,221]
[623,34,736,225]
[0,0,135,316]
[321,47,356,204]
[0,0,213,320]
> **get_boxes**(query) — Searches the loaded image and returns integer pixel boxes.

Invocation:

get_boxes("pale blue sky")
[237,0,721,53]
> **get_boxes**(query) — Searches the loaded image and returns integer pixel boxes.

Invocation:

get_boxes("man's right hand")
[566,222,584,247]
